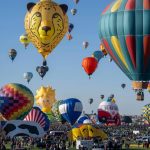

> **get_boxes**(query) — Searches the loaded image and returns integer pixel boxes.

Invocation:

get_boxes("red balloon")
[82,57,98,78]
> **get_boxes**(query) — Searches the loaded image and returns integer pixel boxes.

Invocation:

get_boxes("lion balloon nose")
[42,26,51,33]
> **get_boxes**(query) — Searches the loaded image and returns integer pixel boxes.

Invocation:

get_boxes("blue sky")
[0,0,149,115]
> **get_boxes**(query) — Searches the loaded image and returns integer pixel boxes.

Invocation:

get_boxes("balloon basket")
[136,92,144,101]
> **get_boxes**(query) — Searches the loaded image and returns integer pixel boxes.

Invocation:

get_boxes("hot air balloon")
[8,49,17,62]
[74,0,79,4]
[0,83,34,120]
[100,95,104,100]
[83,41,89,49]
[71,9,77,15]
[142,104,150,124]
[24,0,68,59]
[109,94,115,101]
[35,86,56,113]
[99,0,150,101]
[59,98,83,125]
[68,124,107,141]
[66,33,73,40]
[109,58,113,62]
[121,83,126,89]
[100,43,107,56]
[51,100,66,123]
[36,65,49,79]
[88,98,93,105]
[23,72,33,83]
[77,115,92,124]
[24,107,50,131]
[82,57,98,79]
[98,98,121,126]
[68,23,74,33]
[19,34,30,49]
[92,51,104,62]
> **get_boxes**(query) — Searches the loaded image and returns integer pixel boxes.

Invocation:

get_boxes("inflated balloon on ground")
[24,107,50,131]
[59,98,83,125]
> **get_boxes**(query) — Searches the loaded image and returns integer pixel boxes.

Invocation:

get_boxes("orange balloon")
[82,57,98,78]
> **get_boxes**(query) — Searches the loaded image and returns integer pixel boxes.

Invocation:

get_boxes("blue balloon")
[59,98,83,125]
[92,51,104,62]
[77,115,92,124]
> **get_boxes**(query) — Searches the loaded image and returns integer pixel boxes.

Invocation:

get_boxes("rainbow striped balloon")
[0,83,34,120]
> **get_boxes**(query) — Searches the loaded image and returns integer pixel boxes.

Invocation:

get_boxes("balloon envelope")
[0,83,34,120]
[98,99,121,126]
[8,49,17,61]
[99,0,150,90]
[68,124,107,141]
[77,115,92,124]
[88,98,93,104]
[25,1,68,59]
[83,41,89,49]
[82,57,98,77]
[52,100,66,123]
[19,34,30,48]
[92,51,104,62]
[121,83,126,89]
[35,86,56,113]
[71,9,77,15]
[23,72,33,83]
[24,107,50,131]
[59,98,83,125]
[68,23,74,33]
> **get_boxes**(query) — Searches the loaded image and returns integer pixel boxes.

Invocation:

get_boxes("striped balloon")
[0,83,34,120]
[99,0,150,89]
[59,98,83,125]
[24,107,50,131]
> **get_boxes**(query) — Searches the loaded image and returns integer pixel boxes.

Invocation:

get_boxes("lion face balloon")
[25,0,68,58]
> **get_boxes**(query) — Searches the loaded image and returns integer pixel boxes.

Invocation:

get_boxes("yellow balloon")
[19,34,30,48]
[35,86,56,113]
[68,124,107,141]
[24,0,69,59]
[68,128,82,141]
